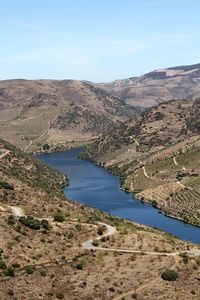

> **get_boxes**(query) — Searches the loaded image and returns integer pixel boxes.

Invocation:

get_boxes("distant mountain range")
[96,63,200,108]
[1,62,200,150]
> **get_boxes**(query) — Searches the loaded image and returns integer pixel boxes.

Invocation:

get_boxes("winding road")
[82,221,200,257]
[4,205,200,257]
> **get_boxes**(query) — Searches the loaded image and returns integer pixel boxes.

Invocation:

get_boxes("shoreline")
[37,147,200,244]
[25,140,95,156]
[79,150,200,229]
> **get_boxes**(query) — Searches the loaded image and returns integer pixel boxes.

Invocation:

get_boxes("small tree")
[161,269,178,281]
[25,265,34,274]
[41,219,50,230]
[7,215,15,226]
[97,225,106,235]
[92,239,99,247]
[4,267,15,277]
[42,144,50,151]
[54,213,65,222]
[0,259,7,269]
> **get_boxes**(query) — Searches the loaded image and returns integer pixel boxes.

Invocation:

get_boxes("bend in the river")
[37,148,200,244]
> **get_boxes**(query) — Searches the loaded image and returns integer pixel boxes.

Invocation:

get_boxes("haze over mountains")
[96,63,200,108]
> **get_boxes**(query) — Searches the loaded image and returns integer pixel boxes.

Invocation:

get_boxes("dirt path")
[130,180,134,191]
[173,156,186,171]
[177,180,193,191]
[134,139,140,146]
[82,222,116,249]
[82,222,200,256]
[10,206,25,217]
[142,166,152,179]
[24,109,61,151]
[173,157,178,166]
[5,205,200,257]
[114,278,158,300]
[114,253,180,300]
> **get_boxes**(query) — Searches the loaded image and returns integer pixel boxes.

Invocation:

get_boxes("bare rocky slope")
[0,79,136,151]
[96,63,200,108]
[82,99,200,226]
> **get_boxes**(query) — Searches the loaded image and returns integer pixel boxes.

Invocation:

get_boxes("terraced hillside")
[82,99,200,226]
[0,79,136,151]
[2,139,200,299]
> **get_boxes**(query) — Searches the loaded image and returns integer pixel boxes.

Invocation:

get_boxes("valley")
[1,0,200,298]
[1,62,200,299]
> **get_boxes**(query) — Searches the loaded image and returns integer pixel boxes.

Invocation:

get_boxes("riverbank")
[38,148,200,244]
[79,149,200,228]
[26,139,95,155]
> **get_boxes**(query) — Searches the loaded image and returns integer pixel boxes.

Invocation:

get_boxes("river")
[37,148,200,244]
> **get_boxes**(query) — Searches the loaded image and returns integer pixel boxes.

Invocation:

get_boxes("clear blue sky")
[0,0,200,81]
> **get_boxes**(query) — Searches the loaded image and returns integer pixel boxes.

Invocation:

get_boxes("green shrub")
[7,289,14,296]
[0,181,14,190]
[92,239,99,247]
[41,219,50,230]
[97,225,106,235]
[25,265,34,274]
[7,215,15,226]
[152,200,158,207]
[75,259,85,270]
[196,257,200,266]
[4,267,15,277]
[56,293,64,299]
[161,269,178,281]
[14,235,21,242]
[42,144,50,151]
[54,213,65,222]
[40,269,47,277]
[12,262,21,269]
[19,216,41,230]
[0,259,7,269]
[179,252,189,263]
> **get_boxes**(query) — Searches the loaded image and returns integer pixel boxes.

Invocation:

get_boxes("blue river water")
[37,148,200,243]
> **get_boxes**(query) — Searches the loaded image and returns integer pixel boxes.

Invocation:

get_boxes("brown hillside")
[0,79,136,150]
[82,99,200,225]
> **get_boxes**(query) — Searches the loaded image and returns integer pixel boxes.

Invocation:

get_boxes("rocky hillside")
[0,80,136,150]
[84,99,200,158]
[82,99,200,226]
[1,139,200,299]
[96,63,200,108]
